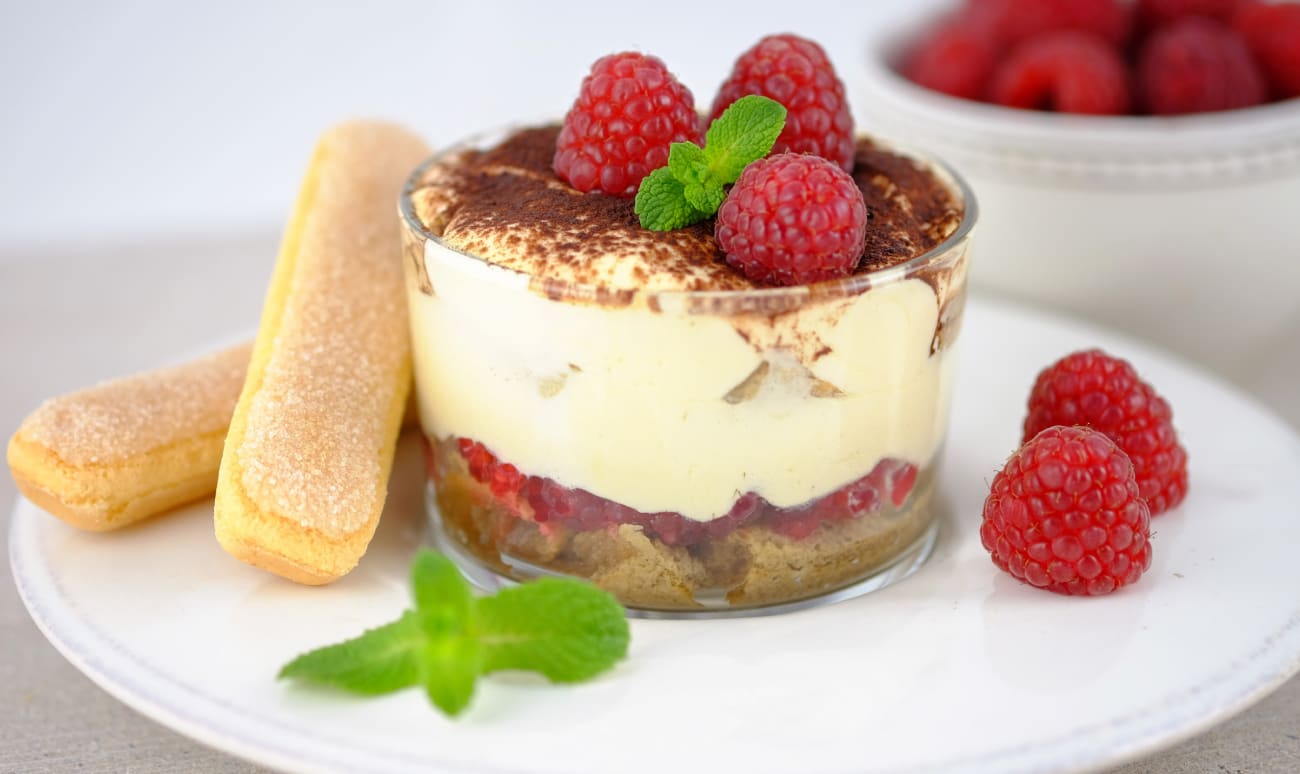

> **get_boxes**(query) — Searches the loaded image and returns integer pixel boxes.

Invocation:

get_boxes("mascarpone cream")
[401,125,970,522]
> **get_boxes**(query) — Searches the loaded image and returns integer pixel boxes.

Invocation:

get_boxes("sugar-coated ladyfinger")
[214,121,430,585]
[7,342,252,531]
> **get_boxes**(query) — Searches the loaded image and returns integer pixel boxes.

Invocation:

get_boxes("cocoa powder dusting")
[853,139,963,273]
[410,125,964,293]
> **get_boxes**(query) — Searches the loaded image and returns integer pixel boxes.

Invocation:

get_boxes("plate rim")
[11,295,1300,774]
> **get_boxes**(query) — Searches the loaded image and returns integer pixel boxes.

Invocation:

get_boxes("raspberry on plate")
[1136,17,1267,114]
[714,154,867,287]
[554,52,701,197]
[1234,2,1300,99]
[966,0,1133,47]
[902,18,1000,101]
[981,426,1153,596]
[989,31,1132,114]
[709,34,855,171]
[1023,349,1188,515]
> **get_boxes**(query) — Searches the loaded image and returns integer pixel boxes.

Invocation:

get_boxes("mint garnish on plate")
[278,550,630,717]
[634,94,787,231]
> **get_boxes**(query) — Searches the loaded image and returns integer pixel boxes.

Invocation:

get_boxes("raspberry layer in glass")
[400,125,974,612]
[423,435,938,608]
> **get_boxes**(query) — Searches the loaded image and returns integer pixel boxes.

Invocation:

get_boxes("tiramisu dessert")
[400,35,974,611]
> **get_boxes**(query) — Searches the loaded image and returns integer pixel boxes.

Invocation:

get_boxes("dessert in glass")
[399,125,974,613]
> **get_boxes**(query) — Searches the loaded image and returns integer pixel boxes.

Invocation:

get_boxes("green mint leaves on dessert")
[635,94,786,231]
[278,550,629,717]
[636,168,701,231]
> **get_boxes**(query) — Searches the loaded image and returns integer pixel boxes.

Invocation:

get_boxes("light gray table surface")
[2,234,1297,773]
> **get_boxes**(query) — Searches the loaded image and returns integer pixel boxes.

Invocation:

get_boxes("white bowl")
[859,13,1300,380]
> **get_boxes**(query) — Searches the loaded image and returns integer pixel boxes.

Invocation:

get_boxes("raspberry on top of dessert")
[406,125,965,296]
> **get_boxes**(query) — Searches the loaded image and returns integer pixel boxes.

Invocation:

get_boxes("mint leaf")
[278,611,423,695]
[667,141,709,189]
[421,635,481,716]
[409,552,481,715]
[684,182,725,214]
[476,578,629,683]
[635,94,787,231]
[635,166,707,230]
[704,95,787,182]
[278,550,631,718]
[412,548,473,636]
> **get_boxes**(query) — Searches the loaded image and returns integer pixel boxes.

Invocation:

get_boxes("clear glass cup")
[399,130,976,615]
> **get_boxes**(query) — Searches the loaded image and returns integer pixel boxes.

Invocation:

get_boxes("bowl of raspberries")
[860,0,1300,385]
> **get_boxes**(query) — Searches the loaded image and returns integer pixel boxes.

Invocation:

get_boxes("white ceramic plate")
[11,296,1300,774]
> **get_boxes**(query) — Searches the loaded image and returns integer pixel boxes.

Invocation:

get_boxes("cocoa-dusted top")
[408,125,963,292]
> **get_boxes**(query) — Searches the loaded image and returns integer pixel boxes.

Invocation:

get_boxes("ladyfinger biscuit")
[7,342,252,531]
[215,121,430,585]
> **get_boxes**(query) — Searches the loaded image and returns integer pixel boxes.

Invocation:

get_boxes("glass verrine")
[399,128,975,615]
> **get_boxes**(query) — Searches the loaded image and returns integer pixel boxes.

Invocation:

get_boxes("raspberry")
[771,461,903,539]
[1137,0,1248,27]
[709,34,855,172]
[967,0,1133,47]
[902,19,1000,100]
[1137,17,1267,114]
[453,435,919,547]
[989,31,1132,114]
[1023,349,1188,515]
[816,480,881,524]
[488,462,523,499]
[981,426,1153,596]
[714,154,867,287]
[554,52,701,197]
[455,438,526,514]
[883,461,919,508]
[1235,2,1300,98]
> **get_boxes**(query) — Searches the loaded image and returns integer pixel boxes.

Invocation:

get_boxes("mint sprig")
[634,94,786,230]
[278,550,630,717]
[477,580,630,682]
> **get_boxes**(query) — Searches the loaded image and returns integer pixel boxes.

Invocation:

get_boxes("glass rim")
[399,124,978,307]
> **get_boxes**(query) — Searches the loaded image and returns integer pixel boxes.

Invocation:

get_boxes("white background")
[0,0,926,249]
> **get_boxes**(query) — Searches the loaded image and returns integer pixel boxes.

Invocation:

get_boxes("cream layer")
[406,238,957,522]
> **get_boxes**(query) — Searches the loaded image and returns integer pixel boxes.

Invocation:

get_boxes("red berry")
[462,439,495,480]
[554,52,701,197]
[768,505,823,539]
[989,31,1132,114]
[489,463,523,498]
[888,464,919,508]
[1137,17,1267,114]
[1235,2,1300,98]
[982,426,1153,596]
[715,154,867,287]
[966,0,1133,47]
[1023,349,1189,515]
[809,458,908,527]
[455,434,924,546]
[1137,0,1248,28]
[709,34,855,172]
[863,458,919,509]
[903,19,1001,100]
[817,480,882,523]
